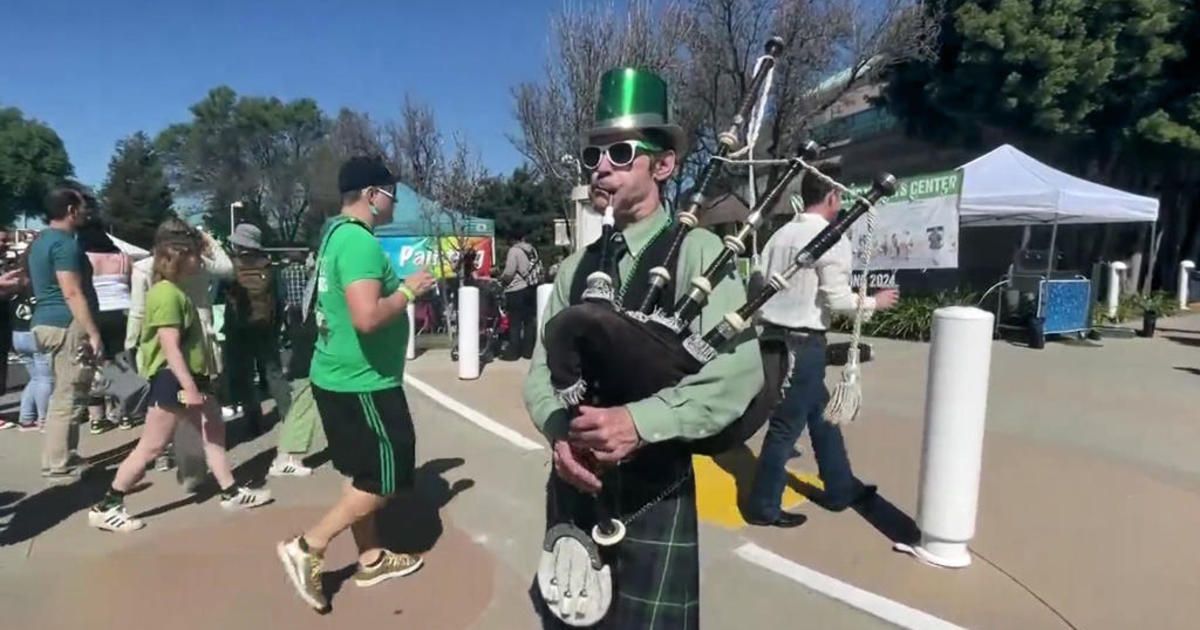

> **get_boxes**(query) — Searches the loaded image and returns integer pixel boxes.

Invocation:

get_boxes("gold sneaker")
[354,550,424,587]
[276,537,328,611]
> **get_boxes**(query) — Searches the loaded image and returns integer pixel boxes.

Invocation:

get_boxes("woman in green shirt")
[89,229,273,533]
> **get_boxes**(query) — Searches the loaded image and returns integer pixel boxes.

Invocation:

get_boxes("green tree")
[468,167,568,262]
[0,107,74,225]
[881,0,1200,285]
[156,86,329,243]
[99,132,175,248]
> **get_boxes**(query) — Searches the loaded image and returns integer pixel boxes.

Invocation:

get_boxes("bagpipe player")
[523,68,763,629]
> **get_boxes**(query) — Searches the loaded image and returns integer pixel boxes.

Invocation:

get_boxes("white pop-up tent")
[958,144,1159,226]
[109,234,150,260]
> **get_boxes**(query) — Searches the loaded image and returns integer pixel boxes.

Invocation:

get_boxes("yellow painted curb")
[693,454,824,529]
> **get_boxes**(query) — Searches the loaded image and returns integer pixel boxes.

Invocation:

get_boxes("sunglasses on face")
[580,139,662,170]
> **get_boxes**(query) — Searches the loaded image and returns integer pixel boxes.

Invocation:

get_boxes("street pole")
[895,306,994,569]
[229,201,244,234]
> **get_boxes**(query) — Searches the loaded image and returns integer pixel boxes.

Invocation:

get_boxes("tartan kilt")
[536,442,699,629]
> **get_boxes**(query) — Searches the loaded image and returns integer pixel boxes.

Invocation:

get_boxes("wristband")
[398,285,416,302]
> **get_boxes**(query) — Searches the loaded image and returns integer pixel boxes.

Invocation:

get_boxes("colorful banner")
[378,235,495,280]
[841,170,962,270]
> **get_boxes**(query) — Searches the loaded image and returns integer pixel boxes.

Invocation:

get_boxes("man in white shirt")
[745,172,898,527]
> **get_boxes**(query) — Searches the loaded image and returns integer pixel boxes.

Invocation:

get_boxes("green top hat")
[586,68,688,155]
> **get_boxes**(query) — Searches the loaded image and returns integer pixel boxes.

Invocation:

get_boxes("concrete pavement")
[1,312,1197,628]
[404,312,1200,629]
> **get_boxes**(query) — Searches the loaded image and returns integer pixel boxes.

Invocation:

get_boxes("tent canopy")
[374,183,493,237]
[958,144,1159,226]
[109,234,150,260]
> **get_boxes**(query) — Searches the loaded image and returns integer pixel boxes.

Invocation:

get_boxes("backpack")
[11,234,41,330]
[301,217,367,329]
[229,257,276,327]
[518,243,545,285]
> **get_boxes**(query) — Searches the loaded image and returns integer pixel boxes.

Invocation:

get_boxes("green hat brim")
[583,117,689,157]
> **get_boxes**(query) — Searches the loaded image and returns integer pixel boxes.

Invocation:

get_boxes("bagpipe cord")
[823,199,877,425]
[729,53,776,268]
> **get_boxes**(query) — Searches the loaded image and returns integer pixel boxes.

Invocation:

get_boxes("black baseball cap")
[338,156,399,194]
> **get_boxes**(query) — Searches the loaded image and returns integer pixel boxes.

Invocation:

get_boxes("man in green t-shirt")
[276,156,435,612]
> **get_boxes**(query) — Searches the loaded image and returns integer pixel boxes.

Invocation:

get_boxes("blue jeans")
[748,333,857,521]
[13,331,53,424]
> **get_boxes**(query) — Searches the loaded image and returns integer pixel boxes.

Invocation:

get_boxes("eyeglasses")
[374,186,396,200]
[580,139,662,170]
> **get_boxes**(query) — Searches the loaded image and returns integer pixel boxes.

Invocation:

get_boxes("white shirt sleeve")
[817,237,876,314]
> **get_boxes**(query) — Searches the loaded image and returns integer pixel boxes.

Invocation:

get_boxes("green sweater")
[523,207,764,444]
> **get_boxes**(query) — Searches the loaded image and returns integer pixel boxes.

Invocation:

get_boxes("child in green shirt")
[89,228,273,532]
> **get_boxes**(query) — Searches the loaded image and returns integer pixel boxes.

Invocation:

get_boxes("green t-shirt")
[138,280,210,379]
[310,218,409,393]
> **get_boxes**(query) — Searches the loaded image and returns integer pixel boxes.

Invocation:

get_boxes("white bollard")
[1180,261,1195,310]
[894,306,994,569]
[1107,261,1127,319]
[536,283,554,344]
[406,301,416,360]
[457,286,480,380]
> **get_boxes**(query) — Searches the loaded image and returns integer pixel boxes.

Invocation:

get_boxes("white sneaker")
[89,505,145,533]
[220,486,273,511]
[269,457,313,477]
[221,406,239,420]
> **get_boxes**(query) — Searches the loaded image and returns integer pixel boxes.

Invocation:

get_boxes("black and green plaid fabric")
[539,442,699,629]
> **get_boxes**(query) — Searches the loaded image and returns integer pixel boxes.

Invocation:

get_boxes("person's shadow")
[0,437,140,547]
[319,457,475,609]
[711,443,919,545]
[376,457,475,553]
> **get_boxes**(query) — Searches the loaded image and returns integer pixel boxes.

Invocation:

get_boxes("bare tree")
[683,0,938,196]
[510,0,694,187]
[512,0,938,201]
[383,95,445,198]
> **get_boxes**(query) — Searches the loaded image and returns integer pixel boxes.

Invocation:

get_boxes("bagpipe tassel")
[824,350,863,425]
[823,206,877,425]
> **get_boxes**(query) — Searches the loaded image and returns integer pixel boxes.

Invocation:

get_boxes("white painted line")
[404,374,545,451]
[734,542,966,630]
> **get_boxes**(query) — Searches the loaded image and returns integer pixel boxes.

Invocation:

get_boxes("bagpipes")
[536,37,899,628]
[543,165,897,455]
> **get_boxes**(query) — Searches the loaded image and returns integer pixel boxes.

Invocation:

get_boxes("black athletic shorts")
[147,370,212,411]
[313,384,416,496]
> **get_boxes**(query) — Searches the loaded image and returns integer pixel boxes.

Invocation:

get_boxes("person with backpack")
[267,303,322,477]
[5,233,49,432]
[499,233,542,361]
[224,223,291,437]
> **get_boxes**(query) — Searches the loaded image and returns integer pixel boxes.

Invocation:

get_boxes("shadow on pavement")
[319,456,475,609]
[1165,335,1200,348]
[132,447,278,520]
[1174,366,1200,376]
[712,444,810,517]
[0,437,139,547]
[853,493,920,545]
[301,447,331,470]
[1155,327,1200,335]
[377,457,476,554]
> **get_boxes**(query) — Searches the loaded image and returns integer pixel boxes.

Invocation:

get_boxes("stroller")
[446,277,508,364]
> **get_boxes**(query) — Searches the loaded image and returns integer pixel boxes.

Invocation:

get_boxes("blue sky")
[0,0,566,190]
